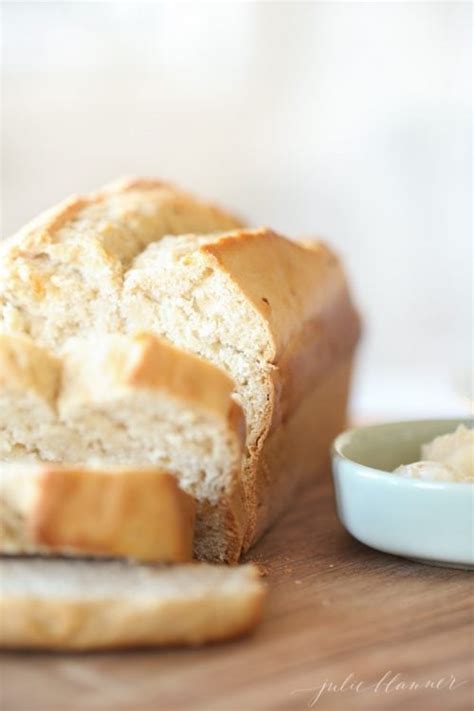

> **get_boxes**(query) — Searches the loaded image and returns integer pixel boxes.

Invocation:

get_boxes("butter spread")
[394,425,473,482]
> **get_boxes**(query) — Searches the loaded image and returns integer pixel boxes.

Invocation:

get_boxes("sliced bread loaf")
[0,332,246,562]
[0,461,195,562]
[0,180,360,555]
[0,558,266,650]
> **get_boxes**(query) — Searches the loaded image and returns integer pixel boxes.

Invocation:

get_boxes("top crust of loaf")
[0,179,358,377]
[199,228,359,362]
[1,177,242,267]
[60,332,245,443]
[0,178,243,348]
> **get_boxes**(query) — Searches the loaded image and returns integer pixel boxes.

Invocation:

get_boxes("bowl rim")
[331,418,474,492]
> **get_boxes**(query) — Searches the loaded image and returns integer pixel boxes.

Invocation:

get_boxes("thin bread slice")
[0,332,246,562]
[0,558,266,650]
[0,462,195,563]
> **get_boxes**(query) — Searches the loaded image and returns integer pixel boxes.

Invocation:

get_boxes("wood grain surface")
[1,476,473,711]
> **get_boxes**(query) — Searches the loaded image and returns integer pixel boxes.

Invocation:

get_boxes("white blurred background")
[1,1,472,420]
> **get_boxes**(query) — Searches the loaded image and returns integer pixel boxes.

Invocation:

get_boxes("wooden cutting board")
[1,475,473,711]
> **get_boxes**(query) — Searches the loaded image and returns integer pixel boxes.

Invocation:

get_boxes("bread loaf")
[0,558,266,650]
[0,332,246,562]
[0,179,360,556]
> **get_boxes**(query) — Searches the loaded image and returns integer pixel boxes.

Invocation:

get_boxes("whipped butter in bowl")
[394,425,473,482]
[331,419,474,569]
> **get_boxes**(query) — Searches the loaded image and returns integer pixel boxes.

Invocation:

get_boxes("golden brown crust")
[30,466,195,563]
[245,356,354,549]
[0,596,265,650]
[276,288,360,424]
[20,197,90,247]
[0,462,196,563]
[4,177,242,255]
[200,227,360,443]
[124,333,245,443]
[200,229,360,549]
[0,561,266,650]
[202,230,359,365]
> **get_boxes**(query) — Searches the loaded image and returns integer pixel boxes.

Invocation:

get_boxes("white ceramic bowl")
[332,419,474,569]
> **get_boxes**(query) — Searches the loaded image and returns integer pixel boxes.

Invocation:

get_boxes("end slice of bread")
[0,461,195,562]
[0,558,266,650]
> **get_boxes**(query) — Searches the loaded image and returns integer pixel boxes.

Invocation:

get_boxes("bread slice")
[0,178,242,349]
[0,558,266,650]
[0,332,246,562]
[0,461,195,562]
